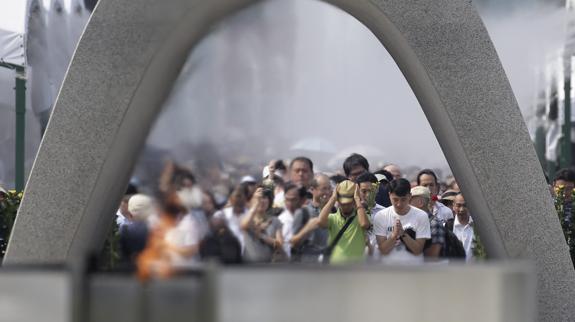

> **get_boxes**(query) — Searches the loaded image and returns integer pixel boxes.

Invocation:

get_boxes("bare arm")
[377,218,401,255]
[240,188,263,231]
[355,205,370,230]
[424,244,441,258]
[290,217,320,247]
[158,160,175,193]
[318,188,338,229]
[240,204,258,230]
[377,235,397,255]
[401,235,426,255]
[354,185,371,230]
[167,244,199,258]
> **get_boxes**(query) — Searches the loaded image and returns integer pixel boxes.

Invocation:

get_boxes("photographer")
[240,187,284,263]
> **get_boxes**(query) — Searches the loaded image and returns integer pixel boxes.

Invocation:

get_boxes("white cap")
[128,194,155,220]
[262,166,271,178]
[241,175,257,184]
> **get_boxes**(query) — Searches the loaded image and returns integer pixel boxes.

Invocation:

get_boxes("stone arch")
[5,0,574,319]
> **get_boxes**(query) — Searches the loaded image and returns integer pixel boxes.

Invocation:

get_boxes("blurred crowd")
[110,153,482,278]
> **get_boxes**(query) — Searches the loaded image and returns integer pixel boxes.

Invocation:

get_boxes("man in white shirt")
[278,183,307,257]
[452,193,474,261]
[213,187,249,250]
[374,179,431,264]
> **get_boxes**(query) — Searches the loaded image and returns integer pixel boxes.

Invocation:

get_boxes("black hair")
[441,190,459,199]
[554,168,575,183]
[343,153,369,177]
[284,182,308,199]
[203,190,221,211]
[274,160,287,172]
[439,199,454,208]
[239,181,256,200]
[174,168,196,188]
[330,174,347,185]
[388,178,412,197]
[271,174,285,188]
[125,183,138,195]
[355,172,378,184]
[416,169,438,185]
[289,157,314,172]
[261,188,275,210]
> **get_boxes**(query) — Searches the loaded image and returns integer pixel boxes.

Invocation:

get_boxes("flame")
[136,191,185,281]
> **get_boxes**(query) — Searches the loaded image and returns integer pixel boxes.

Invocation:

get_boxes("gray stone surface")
[0,271,71,322]
[4,0,259,261]
[219,264,535,322]
[4,0,574,320]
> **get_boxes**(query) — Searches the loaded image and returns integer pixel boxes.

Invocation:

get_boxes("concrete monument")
[4,0,574,320]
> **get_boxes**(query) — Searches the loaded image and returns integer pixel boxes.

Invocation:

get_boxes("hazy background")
[133,0,571,189]
[0,0,570,190]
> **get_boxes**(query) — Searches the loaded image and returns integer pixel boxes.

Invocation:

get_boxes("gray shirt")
[291,203,329,262]
[243,216,282,263]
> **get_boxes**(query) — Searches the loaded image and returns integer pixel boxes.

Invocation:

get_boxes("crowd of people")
[111,152,481,278]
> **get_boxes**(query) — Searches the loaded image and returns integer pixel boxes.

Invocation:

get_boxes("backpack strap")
[323,215,356,263]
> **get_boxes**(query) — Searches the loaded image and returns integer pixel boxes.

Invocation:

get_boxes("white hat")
[241,175,257,184]
[410,186,431,199]
[128,194,155,220]
[262,166,271,178]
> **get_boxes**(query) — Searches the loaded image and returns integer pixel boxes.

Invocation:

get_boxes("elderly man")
[383,164,402,180]
[290,173,332,262]
[452,193,474,261]
[410,186,446,260]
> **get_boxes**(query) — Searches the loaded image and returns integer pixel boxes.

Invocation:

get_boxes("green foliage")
[99,222,121,270]
[472,232,487,260]
[0,190,23,259]
[554,185,575,267]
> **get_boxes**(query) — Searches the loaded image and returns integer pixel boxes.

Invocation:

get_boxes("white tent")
[0,0,27,65]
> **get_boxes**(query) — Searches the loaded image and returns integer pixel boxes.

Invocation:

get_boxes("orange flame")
[136,191,186,281]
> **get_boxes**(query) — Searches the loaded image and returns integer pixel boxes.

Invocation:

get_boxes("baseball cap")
[374,173,388,183]
[337,180,356,204]
[411,186,431,199]
[440,190,459,201]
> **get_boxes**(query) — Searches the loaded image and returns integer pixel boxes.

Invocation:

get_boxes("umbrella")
[327,144,386,169]
[290,137,337,154]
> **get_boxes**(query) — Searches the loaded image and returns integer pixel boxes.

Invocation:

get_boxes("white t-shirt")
[278,209,295,257]
[373,206,431,264]
[165,213,201,267]
[367,204,385,260]
[213,207,248,250]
